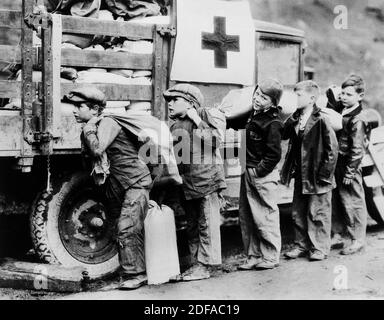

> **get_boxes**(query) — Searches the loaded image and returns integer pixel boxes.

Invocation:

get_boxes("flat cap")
[63,86,106,107]
[163,83,204,108]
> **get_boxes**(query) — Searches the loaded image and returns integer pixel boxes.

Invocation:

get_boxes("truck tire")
[365,185,384,225]
[30,172,119,279]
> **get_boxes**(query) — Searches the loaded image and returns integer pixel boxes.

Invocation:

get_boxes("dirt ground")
[1,213,384,300]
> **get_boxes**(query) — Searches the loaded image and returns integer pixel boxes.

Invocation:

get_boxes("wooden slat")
[61,49,152,69]
[0,45,20,64]
[0,81,152,101]
[0,10,22,29]
[0,45,39,65]
[61,83,152,101]
[0,259,86,293]
[61,15,154,40]
[0,80,22,98]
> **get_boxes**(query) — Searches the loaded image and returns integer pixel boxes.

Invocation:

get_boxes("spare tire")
[30,171,119,279]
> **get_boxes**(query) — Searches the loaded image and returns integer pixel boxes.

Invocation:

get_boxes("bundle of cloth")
[90,111,182,187]
[43,0,169,49]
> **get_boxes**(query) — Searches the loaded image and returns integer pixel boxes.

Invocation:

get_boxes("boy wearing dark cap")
[237,79,284,270]
[281,81,338,261]
[163,83,226,281]
[66,86,152,290]
[332,75,370,255]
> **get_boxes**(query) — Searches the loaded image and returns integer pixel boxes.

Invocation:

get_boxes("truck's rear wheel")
[30,172,119,279]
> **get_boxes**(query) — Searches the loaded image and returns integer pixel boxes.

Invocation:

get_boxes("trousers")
[108,186,149,276]
[291,178,332,255]
[239,168,281,264]
[332,165,367,242]
[184,191,222,266]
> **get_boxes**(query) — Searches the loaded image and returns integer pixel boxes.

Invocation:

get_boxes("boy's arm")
[82,117,121,157]
[281,113,299,140]
[317,117,339,184]
[343,119,366,183]
[254,121,282,177]
[187,108,224,149]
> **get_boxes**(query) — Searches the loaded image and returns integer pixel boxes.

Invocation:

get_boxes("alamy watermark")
[334,5,348,29]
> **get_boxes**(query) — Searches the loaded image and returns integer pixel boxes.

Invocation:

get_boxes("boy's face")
[295,89,315,110]
[340,86,364,108]
[252,87,273,111]
[167,96,191,120]
[73,103,98,123]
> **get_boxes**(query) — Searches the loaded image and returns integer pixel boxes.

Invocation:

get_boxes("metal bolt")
[89,217,104,228]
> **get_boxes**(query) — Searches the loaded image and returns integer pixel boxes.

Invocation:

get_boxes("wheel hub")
[59,190,117,264]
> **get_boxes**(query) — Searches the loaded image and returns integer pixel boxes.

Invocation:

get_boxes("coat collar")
[342,103,362,118]
[251,105,281,120]
[303,104,321,136]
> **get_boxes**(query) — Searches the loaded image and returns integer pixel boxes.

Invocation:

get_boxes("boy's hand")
[83,116,101,135]
[342,177,353,186]
[87,116,102,126]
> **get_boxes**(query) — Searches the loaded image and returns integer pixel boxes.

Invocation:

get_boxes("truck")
[0,0,383,279]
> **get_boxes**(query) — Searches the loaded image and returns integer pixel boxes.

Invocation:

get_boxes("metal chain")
[46,151,52,193]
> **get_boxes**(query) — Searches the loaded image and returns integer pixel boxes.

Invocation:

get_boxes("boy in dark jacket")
[163,84,226,281]
[237,79,284,270]
[282,80,338,261]
[332,75,370,255]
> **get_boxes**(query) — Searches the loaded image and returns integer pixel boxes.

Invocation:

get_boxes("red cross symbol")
[201,16,240,69]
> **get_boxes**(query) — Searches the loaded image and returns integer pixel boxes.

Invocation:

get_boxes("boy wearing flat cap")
[163,83,226,281]
[238,79,284,271]
[65,86,152,290]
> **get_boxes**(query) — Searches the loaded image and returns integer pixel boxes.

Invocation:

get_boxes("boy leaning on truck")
[330,75,371,255]
[66,86,152,290]
[281,80,339,261]
[237,79,284,271]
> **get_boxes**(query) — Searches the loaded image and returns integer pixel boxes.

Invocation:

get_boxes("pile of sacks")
[44,0,170,49]
[3,1,171,112]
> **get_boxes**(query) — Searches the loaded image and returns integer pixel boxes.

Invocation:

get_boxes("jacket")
[280,105,339,195]
[170,107,226,200]
[336,104,370,179]
[245,107,283,177]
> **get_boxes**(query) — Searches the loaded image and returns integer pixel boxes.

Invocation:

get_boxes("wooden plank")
[1,81,152,101]
[0,10,22,29]
[152,27,164,119]
[0,259,86,293]
[0,114,22,152]
[61,15,154,40]
[0,45,38,65]
[0,80,22,98]
[61,49,152,70]
[21,0,35,159]
[0,45,20,64]
[61,83,152,101]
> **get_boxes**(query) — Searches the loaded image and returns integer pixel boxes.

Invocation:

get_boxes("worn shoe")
[119,274,147,290]
[331,233,346,249]
[254,260,279,270]
[340,240,364,255]
[309,250,327,261]
[182,263,210,281]
[284,247,307,259]
[238,256,262,271]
